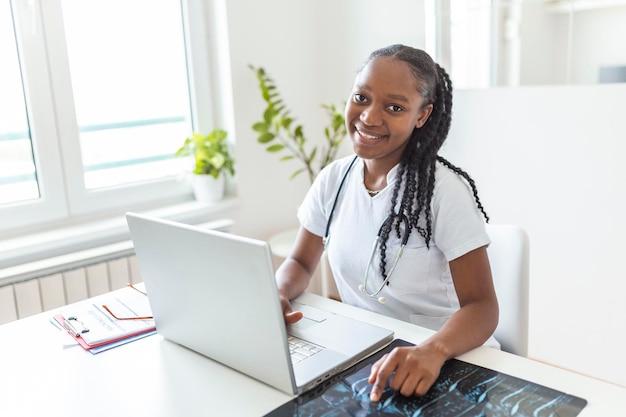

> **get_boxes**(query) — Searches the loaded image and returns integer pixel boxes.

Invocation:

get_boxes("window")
[0,1,38,205]
[427,0,493,89]
[62,0,191,191]
[428,0,535,88]
[1,0,219,234]
[447,0,493,88]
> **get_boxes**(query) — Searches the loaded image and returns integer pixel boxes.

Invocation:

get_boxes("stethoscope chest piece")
[359,283,387,304]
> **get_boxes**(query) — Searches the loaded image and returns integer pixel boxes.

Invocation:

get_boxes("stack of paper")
[53,284,156,353]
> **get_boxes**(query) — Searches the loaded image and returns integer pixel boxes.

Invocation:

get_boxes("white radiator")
[0,219,233,325]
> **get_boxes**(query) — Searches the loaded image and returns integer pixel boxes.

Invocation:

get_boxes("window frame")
[2,0,220,234]
[1,0,234,271]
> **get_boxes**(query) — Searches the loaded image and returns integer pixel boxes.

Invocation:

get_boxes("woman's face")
[345,56,433,165]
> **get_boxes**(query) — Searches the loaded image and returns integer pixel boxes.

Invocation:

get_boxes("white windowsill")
[0,197,240,279]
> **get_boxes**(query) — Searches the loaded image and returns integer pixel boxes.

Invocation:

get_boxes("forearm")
[421,300,499,360]
[275,227,325,301]
[429,246,499,359]
[275,256,315,300]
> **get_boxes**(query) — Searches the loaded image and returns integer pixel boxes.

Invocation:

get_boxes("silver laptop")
[126,212,394,395]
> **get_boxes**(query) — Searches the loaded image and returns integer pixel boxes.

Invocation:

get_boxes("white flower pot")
[191,174,225,202]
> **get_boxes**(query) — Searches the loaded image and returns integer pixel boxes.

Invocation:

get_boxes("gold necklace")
[366,188,382,196]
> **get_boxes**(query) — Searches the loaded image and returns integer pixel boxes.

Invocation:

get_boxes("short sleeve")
[297,155,358,238]
[431,165,491,261]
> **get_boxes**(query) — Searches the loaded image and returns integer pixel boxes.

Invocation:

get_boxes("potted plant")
[176,129,235,202]
[249,65,346,184]
[249,66,348,268]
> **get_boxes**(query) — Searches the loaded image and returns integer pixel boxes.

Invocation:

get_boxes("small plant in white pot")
[176,129,235,202]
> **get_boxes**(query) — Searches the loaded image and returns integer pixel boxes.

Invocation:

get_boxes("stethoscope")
[322,156,410,304]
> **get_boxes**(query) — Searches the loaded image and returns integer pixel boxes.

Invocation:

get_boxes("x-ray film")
[265,339,587,417]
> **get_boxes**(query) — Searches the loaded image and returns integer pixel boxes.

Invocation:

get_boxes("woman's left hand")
[368,345,447,402]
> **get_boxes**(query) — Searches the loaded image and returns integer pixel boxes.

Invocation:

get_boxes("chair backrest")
[486,224,530,357]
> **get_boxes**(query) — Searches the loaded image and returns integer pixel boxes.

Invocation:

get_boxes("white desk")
[0,292,624,417]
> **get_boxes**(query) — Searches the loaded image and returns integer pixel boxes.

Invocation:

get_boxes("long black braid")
[363,45,489,279]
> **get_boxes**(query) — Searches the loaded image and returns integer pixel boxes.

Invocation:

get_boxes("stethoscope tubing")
[323,155,358,249]
[359,214,409,301]
[323,156,410,303]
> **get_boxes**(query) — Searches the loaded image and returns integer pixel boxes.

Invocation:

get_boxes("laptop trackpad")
[292,302,328,322]
[288,317,318,331]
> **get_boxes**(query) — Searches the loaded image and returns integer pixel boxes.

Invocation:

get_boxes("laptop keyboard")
[288,335,324,364]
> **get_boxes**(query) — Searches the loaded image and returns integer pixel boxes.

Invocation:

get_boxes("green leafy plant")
[249,65,346,184]
[176,129,235,179]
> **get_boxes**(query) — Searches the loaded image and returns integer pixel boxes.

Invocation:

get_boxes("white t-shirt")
[298,155,491,331]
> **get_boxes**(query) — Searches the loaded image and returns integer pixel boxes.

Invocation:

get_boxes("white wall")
[219,0,626,387]
[519,3,626,85]
[441,84,626,387]
[568,6,626,83]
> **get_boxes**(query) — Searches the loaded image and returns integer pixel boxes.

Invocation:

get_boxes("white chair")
[318,224,530,357]
[486,224,530,357]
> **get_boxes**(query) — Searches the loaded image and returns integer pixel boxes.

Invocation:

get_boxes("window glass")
[428,0,493,89]
[449,0,492,88]
[61,0,191,190]
[0,2,39,205]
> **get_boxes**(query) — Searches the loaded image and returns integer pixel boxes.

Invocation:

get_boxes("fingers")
[368,355,386,384]
[279,293,303,324]
[284,309,303,324]
[368,354,393,402]
[368,347,440,402]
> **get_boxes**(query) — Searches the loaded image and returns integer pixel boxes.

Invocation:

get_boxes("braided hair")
[362,45,489,278]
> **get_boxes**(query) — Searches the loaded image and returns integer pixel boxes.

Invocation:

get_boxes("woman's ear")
[415,103,434,128]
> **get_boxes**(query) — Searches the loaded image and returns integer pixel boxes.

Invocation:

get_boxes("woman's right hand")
[275,227,325,325]
[278,289,303,324]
